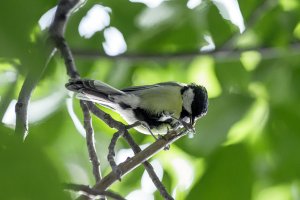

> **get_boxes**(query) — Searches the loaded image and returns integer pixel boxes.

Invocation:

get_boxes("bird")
[65,79,208,136]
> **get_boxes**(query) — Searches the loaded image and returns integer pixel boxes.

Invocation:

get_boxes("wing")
[124,83,184,119]
[121,82,185,93]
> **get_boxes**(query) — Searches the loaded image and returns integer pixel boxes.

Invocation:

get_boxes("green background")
[1,0,300,199]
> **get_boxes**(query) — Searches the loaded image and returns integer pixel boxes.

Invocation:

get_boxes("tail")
[65,79,124,106]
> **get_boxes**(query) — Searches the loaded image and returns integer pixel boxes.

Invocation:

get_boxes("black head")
[181,84,208,125]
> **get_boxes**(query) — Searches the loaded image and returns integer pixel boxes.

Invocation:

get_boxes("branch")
[80,101,101,183]
[93,130,186,192]
[49,0,81,79]
[84,102,176,199]
[78,105,185,199]
[122,132,174,200]
[86,102,125,130]
[15,49,56,139]
[71,0,294,62]
[49,0,103,192]
[72,42,300,61]
[15,0,84,140]
[107,127,174,199]
[64,183,126,200]
[107,130,122,180]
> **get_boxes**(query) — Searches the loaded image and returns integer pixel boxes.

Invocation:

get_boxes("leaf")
[0,0,55,58]
[266,103,300,182]
[186,144,253,200]
[176,93,253,156]
[0,126,70,200]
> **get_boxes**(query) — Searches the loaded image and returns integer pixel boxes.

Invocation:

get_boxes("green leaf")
[187,144,253,200]
[176,93,253,156]
[0,126,70,200]
[266,103,300,182]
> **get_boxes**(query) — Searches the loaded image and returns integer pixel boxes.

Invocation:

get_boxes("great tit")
[66,79,208,135]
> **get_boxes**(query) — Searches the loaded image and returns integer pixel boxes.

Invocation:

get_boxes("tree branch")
[49,1,185,200]
[72,42,300,61]
[64,183,126,200]
[49,0,103,193]
[92,130,186,193]
[71,0,295,62]
[122,132,174,200]
[83,102,176,199]
[49,0,81,79]
[107,130,122,180]
[15,49,56,139]
[80,101,101,183]
[107,126,174,199]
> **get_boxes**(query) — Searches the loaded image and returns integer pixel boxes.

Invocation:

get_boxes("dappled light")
[294,22,300,39]
[188,56,222,98]
[2,91,65,127]
[116,143,150,164]
[1,0,300,199]
[66,97,86,137]
[200,34,216,52]
[126,189,154,200]
[102,27,127,56]
[240,51,262,71]
[136,4,175,29]
[187,0,203,10]
[0,70,17,85]
[78,5,111,39]
[38,6,57,31]
[171,158,194,190]
[211,0,245,33]
[141,160,163,193]
[129,0,165,8]
[279,0,299,11]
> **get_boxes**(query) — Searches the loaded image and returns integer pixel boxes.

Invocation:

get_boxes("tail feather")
[65,79,123,105]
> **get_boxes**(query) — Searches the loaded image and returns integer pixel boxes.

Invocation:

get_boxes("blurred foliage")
[1,0,300,200]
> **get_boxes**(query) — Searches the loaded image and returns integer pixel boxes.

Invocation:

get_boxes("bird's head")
[181,84,208,125]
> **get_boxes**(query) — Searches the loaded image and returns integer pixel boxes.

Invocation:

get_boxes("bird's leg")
[156,126,171,151]
[162,112,195,134]
[127,121,158,141]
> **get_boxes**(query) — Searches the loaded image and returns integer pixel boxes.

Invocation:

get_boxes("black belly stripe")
[133,108,173,129]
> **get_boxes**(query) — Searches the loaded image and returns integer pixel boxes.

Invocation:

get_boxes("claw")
[129,121,158,141]
[158,134,170,150]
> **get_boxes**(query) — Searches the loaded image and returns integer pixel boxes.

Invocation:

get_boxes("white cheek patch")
[183,88,194,114]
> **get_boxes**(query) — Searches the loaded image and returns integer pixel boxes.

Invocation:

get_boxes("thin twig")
[87,101,175,199]
[72,42,300,62]
[79,129,185,200]
[15,49,56,140]
[107,130,122,180]
[122,132,174,200]
[49,0,103,195]
[93,130,185,193]
[64,183,126,200]
[80,101,101,183]
[49,0,81,79]
[72,0,293,63]
[86,102,124,129]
